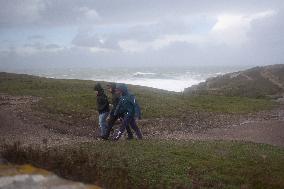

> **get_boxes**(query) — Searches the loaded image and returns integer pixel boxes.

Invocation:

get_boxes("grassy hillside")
[0,72,275,120]
[2,141,284,189]
[1,72,283,189]
[185,64,284,98]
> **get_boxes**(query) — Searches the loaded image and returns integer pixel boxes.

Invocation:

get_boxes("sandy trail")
[0,94,283,148]
[161,120,284,147]
[197,120,284,147]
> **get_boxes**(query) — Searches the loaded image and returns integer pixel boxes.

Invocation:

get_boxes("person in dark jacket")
[102,83,133,140]
[94,83,109,138]
[114,83,142,140]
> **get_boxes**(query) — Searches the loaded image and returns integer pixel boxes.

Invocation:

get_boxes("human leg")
[114,115,130,140]
[103,115,118,139]
[129,118,142,139]
[99,112,109,137]
[126,124,134,139]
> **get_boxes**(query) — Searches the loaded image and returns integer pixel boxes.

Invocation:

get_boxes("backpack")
[130,94,142,119]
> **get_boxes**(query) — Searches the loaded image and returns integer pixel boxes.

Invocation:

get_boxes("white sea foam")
[108,78,204,92]
[17,66,238,92]
[133,72,156,76]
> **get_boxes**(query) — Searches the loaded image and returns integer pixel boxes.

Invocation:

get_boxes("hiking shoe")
[114,131,122,141]
[101,135,109,140]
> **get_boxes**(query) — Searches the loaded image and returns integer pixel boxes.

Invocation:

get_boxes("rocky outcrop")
[0,164,101,189]
[185,64,284,98]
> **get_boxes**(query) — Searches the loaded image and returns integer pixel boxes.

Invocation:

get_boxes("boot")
[126,130,134,140]
[114,131,123,141]
[135,129,143,140]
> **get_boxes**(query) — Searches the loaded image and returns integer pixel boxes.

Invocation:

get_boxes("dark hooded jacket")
[94,83,109,114]
[114,84,135,117]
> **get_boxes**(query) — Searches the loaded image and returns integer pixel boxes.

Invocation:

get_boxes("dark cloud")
[246,11,284,64]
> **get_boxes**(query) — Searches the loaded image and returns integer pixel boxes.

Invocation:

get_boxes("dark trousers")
[119,115,142,139]
[103,115,133,139]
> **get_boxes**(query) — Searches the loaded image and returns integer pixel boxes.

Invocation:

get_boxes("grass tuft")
[1,140,283,189]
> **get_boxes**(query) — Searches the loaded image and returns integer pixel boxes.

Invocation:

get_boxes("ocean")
[9,65,250,92]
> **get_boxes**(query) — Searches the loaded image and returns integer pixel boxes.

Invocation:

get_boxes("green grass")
[0,72,275,119]
[187,66,284,98]
[181,95,274,113]
[2,140,284,189]
[1,72,283,188]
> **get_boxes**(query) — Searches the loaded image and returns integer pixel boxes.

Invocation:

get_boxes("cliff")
[185,64,284,98]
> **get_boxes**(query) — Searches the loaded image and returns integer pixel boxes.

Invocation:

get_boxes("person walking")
[113,83,143,140]
[94,83,109,138]
[102,83,134,140]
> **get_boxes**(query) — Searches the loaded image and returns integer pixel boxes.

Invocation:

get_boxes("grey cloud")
[71,33,120,49]
[249,11,284,47]
[27,35,45,40]
[18,42,63,54]
[246,11,284,63]
[0,0,284,70]
[76,0,283,24]
[0,0,100,27]
[70,17,206,50]
[1,0,283,28]
[40,1,100,26]
[0,0,44,26]
[123,19,195,41]
[24,42,44,49]
[45,44,61,49]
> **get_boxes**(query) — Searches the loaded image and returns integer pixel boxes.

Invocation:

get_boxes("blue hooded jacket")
[114,84,141,118]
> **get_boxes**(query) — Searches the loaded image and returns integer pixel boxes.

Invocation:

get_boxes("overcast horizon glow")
[0,0,284,70]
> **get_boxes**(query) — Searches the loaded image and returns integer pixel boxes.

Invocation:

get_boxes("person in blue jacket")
[114,83,142,140]
[102,83,134,140]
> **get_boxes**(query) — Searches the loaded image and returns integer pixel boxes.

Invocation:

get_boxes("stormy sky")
[0,0,283,70]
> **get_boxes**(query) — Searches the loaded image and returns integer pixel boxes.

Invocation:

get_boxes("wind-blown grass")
[0,72,275,119]
[2,140,284,189]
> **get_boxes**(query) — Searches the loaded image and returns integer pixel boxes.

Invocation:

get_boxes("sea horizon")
[1,65,253,92]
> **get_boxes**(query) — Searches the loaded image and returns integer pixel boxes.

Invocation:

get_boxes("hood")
[107,83,117,93]
[116,83,128,95]
[94,83,104,92]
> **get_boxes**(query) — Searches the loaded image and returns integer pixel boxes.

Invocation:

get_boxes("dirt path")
[199,120,284,147]
[0,95,93,147]
[261,68,284,90]
[160,120,284,147]
[0,94,283,147]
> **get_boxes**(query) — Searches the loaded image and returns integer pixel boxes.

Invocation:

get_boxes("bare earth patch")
[0,94,93,147]
[0,94,283,147]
